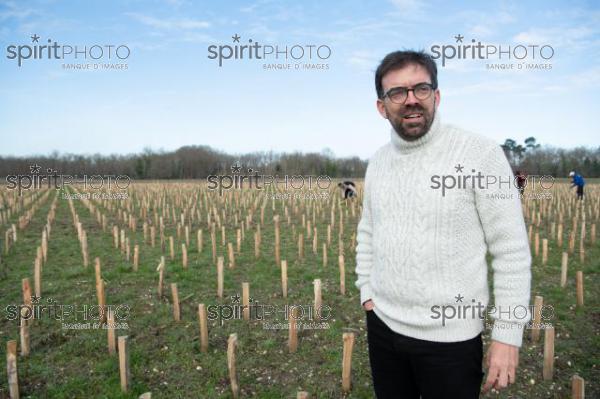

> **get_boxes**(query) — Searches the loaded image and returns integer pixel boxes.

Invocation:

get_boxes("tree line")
[0,139,598,180]
[0,146,366,179]
[501,137,600,178]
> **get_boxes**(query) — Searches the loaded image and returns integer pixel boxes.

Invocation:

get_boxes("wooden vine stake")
[81,230,89,267]
[228,242,235,268]
[197,229,203,253]
[182,244,188,269]
[531,295,543,342]
[41,230,48,263]
[242,282,250,321]
[313,279,322,321]
[21,278,31,325]
[576,271,584,308]
[281,260,288,298]
[169,236,175,260]
[4,230,10,254]
[227,333,240,399]
[120,229,126,254]
[107,308,116,355]
[568,231,575,254]
[133,245,139,271]
[339,255,345,295]
[34,256,41,299]
[157,256,165,298]
[560,252,568,288]
[542,238,548,265]
[94,258,106,323]
[571,374,585,399]
[217,256,224,298]
[19,316,29,357]
[254,231,260,258]
[171,283,181,321]
[557,223,563,247]
[118,336,130,392]
[542,326,555,381]
[289,306,298,353]
[126,238,131,262]
[198,304,208,353]
[211,229,217,263]
[6,340,19,399]
[274,215,280,266]
[342,332,355,393]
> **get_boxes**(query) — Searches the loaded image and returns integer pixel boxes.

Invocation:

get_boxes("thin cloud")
[468,24,493,38]
[347,50,378,71]
[388,0,425,12]
[240,0,274,13]
[450,7,517,41]
[0,0,38,21]
[513,26,597,49]
[566,66,600,88]
[126,12,211,30]
[164,0,189,7]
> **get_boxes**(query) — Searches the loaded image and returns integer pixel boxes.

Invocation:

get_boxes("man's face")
[376,64,440,141]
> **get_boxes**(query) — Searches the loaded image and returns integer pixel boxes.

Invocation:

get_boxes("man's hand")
[482,340,519,394]
[363,299,374,311]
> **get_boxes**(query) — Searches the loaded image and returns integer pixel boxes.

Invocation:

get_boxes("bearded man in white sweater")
[355,50,532,398]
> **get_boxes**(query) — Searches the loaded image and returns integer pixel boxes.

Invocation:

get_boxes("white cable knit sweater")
[355,112,532,347]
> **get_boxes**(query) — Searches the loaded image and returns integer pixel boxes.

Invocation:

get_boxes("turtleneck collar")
[390,111,442,154]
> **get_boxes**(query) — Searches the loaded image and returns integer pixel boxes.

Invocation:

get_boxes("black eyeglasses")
[382,83,435,104]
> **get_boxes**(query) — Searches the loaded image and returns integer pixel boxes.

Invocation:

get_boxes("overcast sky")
[0,0,598,160]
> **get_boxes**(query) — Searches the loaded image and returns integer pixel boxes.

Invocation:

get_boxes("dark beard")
[390,106,435,141]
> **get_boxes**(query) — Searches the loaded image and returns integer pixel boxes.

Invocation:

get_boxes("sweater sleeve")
[474,144,532,347]
[355,167,374,306]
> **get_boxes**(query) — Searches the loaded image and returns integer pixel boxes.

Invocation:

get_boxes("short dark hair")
[375,50,438,99]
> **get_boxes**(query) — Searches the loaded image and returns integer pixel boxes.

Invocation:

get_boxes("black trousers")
[366,309,484,399]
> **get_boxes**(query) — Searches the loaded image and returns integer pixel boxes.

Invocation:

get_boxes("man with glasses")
[355,50,531,398]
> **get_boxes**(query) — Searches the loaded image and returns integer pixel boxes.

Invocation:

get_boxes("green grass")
[0,184,598,398]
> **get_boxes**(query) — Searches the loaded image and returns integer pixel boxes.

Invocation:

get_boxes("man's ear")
[434,89,441,109]
[376,99,388,119]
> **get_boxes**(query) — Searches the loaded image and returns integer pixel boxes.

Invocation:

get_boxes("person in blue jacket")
[569,171,585,200]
